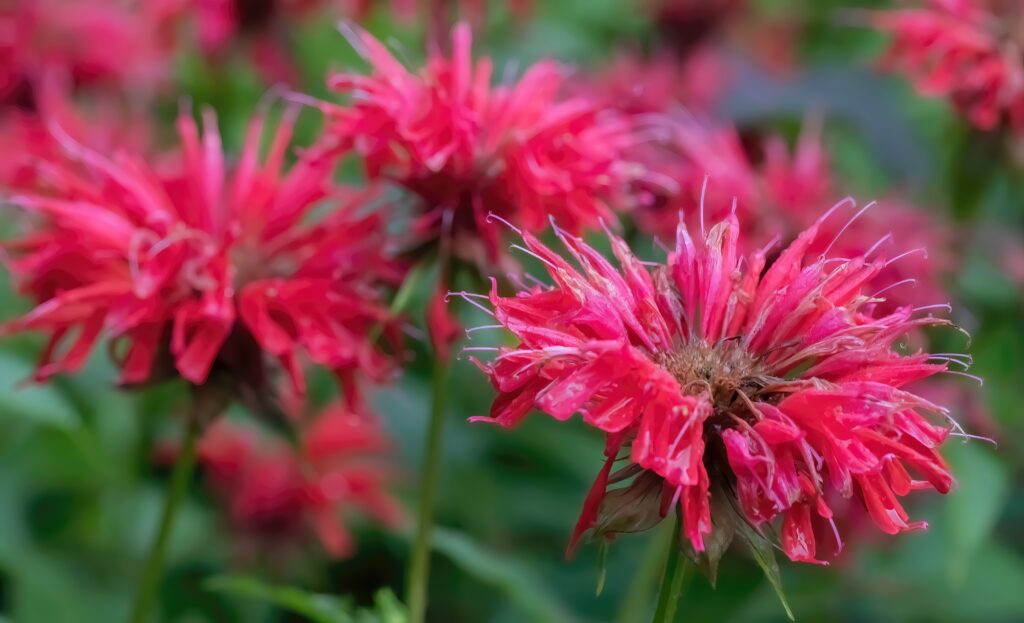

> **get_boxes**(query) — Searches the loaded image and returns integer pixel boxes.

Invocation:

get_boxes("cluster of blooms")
[0,0,179,103]
[466,207,960,564]
[872,0,1024,132]
[0,0,173,191]
[0,0,979,589]
[1,100,405,552]
[197,405,401,557]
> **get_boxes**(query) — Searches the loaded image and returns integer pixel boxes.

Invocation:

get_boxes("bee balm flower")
[872,0,1024,132]
[464,205,966,568]
[198,404,402,556]
[323,21,633,267]
[2,107,399,404]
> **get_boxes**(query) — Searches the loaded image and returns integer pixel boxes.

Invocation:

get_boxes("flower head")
[323,22,633,267]
[2,106,399,405]
[198,404,402,557]
[872,0,1024,132]
[464,205,966,568]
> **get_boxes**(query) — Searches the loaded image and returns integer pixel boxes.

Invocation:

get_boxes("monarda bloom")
[465,206,966,574]
[2,107,399,407]
[871,0,1024,132]
[198,404,402,557]
[323,21,633,268]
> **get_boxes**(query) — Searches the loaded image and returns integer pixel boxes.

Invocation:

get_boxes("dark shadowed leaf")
[430,527,572,623]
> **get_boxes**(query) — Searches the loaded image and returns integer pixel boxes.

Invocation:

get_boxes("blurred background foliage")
[1,0,1023,622]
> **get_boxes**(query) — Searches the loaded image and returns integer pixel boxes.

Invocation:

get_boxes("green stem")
[615,520,675,623]
[128,407,201,623]
[405,357,451,623]
[651,515,688,623]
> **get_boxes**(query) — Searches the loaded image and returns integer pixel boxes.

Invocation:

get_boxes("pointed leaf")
[595,539,609,596]
[737,522,795,621]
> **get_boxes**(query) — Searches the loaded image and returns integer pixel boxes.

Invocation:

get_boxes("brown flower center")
[657,339,768,408]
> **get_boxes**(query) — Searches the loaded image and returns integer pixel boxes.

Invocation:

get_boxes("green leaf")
[944,443,1010,587]
[595,539,609,596]
[737,522,795,621]
[0,353,78,429]
[430,526,572,623]
[205,575,355,623]
[364,589,408,623]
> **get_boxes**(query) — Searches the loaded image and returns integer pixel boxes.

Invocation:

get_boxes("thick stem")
[405,357,451,623]
[128,406,201,623]
[651,515,688,623]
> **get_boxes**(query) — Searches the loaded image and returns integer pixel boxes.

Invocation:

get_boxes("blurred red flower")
[578,49,728,118]
[0,78,154,191]
[633,117,953,312]
[872,0,1024,132]
[0,0,180,104]
[465,206,968,566]
[2,106,400,405]
[198,404,402,557]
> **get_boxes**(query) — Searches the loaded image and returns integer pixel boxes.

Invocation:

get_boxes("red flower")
[872,0,1024,132]
[2,106,399,404]
[323,22,633,267]
[198,404,402,557]
[464,206,968,566]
